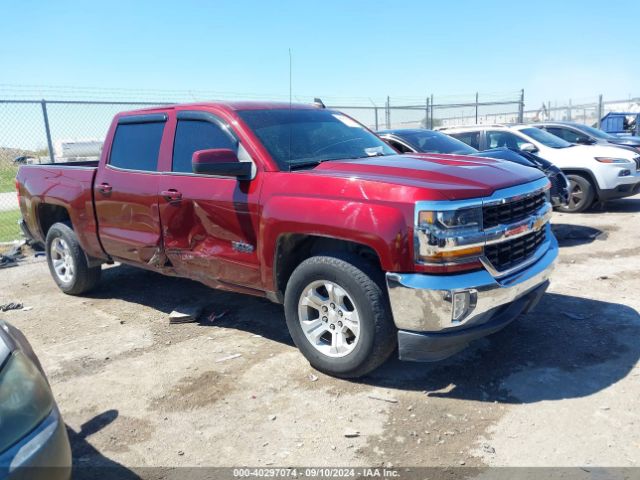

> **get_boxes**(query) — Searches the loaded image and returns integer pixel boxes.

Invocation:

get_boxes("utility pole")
[385,96,391,129]
[425,97,429,129]
[518,89,525,123]
[430,94,434,129]
[475,92,479,124]
[369,98,379,131]
[597,94,603,128]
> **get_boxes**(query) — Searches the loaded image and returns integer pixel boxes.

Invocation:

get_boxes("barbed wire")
[0,84,526,107]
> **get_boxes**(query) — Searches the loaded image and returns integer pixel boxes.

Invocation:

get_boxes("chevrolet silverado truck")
[16,102,558,378]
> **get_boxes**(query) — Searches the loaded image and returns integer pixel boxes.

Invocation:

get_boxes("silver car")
[0,320,71,480]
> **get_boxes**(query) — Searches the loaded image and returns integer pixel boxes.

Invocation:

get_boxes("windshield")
[392,130,478,155]
[571,123,616,140]
[520,127,573,148]
[237,108,396,170]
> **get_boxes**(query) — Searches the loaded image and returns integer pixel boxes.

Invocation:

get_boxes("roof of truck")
[119,101,319,116]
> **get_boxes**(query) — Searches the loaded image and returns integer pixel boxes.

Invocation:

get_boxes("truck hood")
[310,153,544,200]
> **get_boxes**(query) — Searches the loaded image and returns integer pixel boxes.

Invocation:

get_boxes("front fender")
[259,195,413,290]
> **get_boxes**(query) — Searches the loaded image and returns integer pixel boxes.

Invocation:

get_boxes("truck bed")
[16,162,103,258]
[30,160,100,168]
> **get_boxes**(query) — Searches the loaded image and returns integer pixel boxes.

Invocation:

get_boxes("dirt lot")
[1,195,640,477]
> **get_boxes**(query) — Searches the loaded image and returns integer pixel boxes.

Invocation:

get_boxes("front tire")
[46,222,101,295]
[558,175,595,213]
[284,254,396,378]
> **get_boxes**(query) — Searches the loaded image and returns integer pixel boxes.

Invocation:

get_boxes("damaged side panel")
[157,174,263,291]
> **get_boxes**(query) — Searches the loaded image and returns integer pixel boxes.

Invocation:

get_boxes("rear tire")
[46,222,101,295]
[558,175,595,213]
[284,254,396,378]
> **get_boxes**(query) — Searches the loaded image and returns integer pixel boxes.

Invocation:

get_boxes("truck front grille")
[485,228,546,273]
[483,191,546,229]
[634,156,640,170]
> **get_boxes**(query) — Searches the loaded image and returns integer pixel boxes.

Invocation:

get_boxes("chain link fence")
[0,90,527,242]
[7,88,635,243]
[0,99,171,243]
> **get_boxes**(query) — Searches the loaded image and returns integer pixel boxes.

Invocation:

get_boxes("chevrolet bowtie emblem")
[532,216,545,230]
[505,224,529,237]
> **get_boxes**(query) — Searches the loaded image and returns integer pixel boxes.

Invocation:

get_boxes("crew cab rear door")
[94,113,168,264]
[157,110,263,289]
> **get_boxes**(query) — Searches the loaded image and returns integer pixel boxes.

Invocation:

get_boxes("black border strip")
[118,113,167,125]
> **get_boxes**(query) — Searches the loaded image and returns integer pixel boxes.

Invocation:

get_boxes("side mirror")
[519,142,538,153]
[575,136,595,145]
[192,149,252,179]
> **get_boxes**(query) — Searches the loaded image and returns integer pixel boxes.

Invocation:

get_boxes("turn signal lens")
[418,211,435,226]
[418,246,483,264]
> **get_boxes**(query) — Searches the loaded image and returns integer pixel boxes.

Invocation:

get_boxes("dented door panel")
[158,174,263,288]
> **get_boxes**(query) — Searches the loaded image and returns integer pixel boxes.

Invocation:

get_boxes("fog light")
[619,169,631,177]
[451,290,477,323]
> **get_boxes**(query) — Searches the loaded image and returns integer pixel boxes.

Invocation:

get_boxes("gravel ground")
[1,195,639,478]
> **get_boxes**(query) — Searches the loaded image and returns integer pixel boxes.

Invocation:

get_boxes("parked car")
[441,124,640,213]
[0,320,71,480]
[532,121,640,153]
[16,102,557,378]
[378,128,569,207]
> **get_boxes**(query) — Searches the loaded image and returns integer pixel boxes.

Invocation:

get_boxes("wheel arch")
[37,203,71,238]
[561,169,601,198]
[271,234,383,303]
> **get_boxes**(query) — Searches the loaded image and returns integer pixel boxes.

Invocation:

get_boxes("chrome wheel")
[297,280,360,358]
[50,237,74,283]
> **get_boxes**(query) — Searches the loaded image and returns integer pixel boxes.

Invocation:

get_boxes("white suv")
[441,124,640,213]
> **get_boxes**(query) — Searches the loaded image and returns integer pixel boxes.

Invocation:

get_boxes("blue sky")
[1,0,639,107]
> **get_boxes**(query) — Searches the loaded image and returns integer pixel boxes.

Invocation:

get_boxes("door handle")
[98,182,112,194]
[161,189,182,202]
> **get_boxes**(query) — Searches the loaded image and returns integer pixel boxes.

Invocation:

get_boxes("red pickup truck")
[16,101,558,378]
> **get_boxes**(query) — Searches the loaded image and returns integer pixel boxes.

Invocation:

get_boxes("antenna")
[288,48,292,168]
[289,48,292,106]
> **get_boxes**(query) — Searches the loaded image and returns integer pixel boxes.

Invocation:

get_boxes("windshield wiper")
[289,152,390,171]
[347,152,389,159]
[289,158,345,170]
[289,160,323,171]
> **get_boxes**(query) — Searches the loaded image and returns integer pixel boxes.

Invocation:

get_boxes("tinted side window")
[486,131,528,150]
[547,127,581,143]
[172,120,236,173]
[387,139,413,153]
[449,131,480,149]
[109,122,165,171]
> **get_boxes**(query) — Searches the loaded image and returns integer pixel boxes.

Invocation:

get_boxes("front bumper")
[0,408,72,480]
[386,234,558,362]
[598,180,640,201]
[599,168,640,193]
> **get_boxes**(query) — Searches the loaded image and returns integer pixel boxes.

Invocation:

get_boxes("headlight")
[595,157,631,164]
[416,207,483,266]
[418,207,482,230]
[0,352,54,453]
